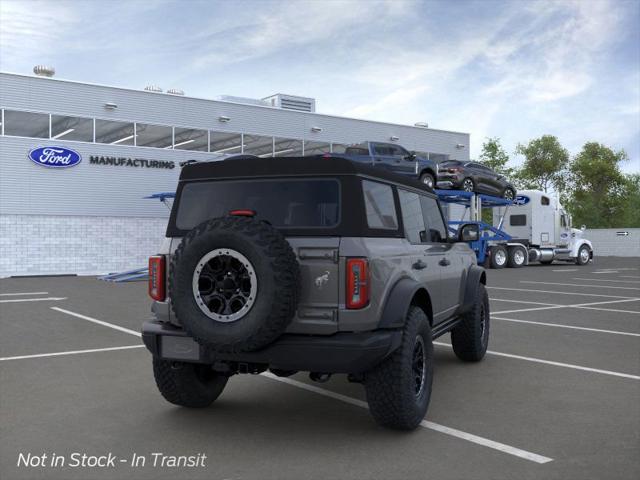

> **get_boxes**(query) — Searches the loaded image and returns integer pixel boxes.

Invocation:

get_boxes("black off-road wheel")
[503,187,516,201]
[364,306,433,430]
[451,283,489,362]
[153,359,228,408]
[170,216,299,352]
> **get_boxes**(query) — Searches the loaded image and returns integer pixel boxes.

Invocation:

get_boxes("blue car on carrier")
[341,141,439,189]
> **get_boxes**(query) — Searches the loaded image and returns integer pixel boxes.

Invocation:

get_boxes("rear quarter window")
[362,180,398,230]
[174,178,340,231]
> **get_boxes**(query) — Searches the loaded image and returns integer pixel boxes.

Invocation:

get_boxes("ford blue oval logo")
[28,146,82,168]
[514,195,530,205]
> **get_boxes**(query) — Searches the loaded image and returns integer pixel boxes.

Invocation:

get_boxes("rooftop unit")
[262,93,316,113]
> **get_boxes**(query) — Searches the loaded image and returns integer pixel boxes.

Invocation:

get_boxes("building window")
[174,127,208,151]
[135,123,173,149]
[95,119,135,145]
[3,110,49,138]
[362,180,398,230]
[243,134,273,157]
[273,137,303,156]
[51,115,93,142]
[331,143,348,154]
[210,131,243,155]
[304,140,331,156]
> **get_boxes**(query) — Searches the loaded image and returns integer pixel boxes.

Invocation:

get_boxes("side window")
[390,145,409,158]
[420,196,448,243]
[398,190,426,243]
[510,214,527,226]
[541,196,550,206]
[362,180,398,230]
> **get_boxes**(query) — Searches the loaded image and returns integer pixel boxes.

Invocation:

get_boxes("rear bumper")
[141,320,402,374]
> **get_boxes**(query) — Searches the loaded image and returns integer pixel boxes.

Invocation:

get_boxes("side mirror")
[405,151,417,161]
[581,225,586,231]
[458,223,479,242]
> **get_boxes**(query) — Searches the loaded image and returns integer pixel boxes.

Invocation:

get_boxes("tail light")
[447,167,461,173]
[229,209,256,217]
[346,258,369,309]
[148,255,166,301]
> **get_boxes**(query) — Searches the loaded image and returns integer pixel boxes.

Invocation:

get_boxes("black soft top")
[179,155,432,192]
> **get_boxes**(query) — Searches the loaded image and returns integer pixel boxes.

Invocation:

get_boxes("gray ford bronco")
[142,155,489,430]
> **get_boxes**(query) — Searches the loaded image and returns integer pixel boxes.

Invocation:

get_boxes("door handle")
[412,260,427,270]
[439,258,451,267]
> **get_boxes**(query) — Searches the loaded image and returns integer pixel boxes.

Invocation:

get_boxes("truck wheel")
[364,306,433,430]
[462,178,475,192]
[507,246,526,268]
[170,216,299,352]
[153,359,228,408]
[489,245,507,269]
[419,172,435,189]
[576,245,591,265]
[502,188,516,201]
[451,283,489,362]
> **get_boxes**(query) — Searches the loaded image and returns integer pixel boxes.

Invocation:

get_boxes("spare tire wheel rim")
[192,248,258,323]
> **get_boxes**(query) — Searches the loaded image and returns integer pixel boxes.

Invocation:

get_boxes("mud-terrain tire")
[364,306,433,430]
[451,283,489,362]
[153,359,228,408]
[170,216,299,352]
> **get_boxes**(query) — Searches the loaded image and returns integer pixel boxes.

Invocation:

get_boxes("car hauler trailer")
[438,189,594,268]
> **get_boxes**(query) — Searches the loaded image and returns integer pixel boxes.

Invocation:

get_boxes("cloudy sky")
[1,0,638,171]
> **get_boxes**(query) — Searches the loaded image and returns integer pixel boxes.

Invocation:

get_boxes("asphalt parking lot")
[1,257,639,480]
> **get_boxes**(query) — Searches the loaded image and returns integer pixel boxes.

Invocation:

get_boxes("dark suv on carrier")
[143,156,489,430]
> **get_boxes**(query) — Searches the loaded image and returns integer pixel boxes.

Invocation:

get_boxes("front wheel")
[503,188,516,201]
[451,283,489,361]
[419,172,435,189]
[153,359,228,408]
[576,245,591,265]
[365,306,433,430]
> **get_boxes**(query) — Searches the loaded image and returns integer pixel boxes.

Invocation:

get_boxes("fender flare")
[459,265,486,314]
[378,278,431,329]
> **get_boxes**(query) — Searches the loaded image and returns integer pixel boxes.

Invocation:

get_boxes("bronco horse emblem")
[314,271,330,288]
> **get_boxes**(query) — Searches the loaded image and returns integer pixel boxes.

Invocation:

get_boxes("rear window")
[175,178,340,231]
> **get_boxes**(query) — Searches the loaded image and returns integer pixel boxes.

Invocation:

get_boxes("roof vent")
[262,94,316,113]
[33,65,55,77]
[144,85,163,93]
[167,88,184,96]
[414,122,429,128]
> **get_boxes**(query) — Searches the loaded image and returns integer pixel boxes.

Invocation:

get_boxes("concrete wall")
[585,228,640,258]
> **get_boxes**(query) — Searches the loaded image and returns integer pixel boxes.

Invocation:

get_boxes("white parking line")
[51,307,141,337]
[491,298,558,306]
[262,372,553,464]
[521,281,640,291]
[0,345,144,362]
[574,306,640,315]
[0,297,67,303]
[592,271,619,274]
[488,286,637,299]
[621,276,640,279]
[572,278,640,284]
[492,297,640,315]
[493,316,640,337]
[552,269,578,272]
[433,342,640,380]
[0,292,49,296]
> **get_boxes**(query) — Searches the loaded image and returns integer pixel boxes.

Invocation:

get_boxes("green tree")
[515,135,569,193]
[565,142,630,228]
[479,137,514,177]
[618,174,640,227]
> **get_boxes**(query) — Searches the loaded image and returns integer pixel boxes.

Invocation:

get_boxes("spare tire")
[169,216,299,352]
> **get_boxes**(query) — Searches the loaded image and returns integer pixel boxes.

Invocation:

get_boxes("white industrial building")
[0,68,470,277]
